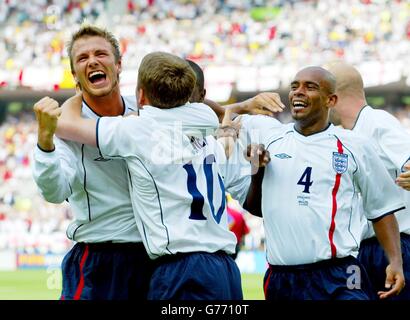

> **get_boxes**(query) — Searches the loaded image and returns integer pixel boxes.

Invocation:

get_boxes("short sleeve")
[355,140,405,221]
[239,114,283,146]
[375,115,410,172]
[97,115,158,159]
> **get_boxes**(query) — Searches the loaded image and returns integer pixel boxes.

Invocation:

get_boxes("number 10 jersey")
[97,115,238,260]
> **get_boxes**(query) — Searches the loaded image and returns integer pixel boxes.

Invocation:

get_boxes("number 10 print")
[183,155,226,223]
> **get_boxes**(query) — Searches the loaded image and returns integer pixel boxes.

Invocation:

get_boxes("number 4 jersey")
[241,115,405,266]
[96,114,239,259]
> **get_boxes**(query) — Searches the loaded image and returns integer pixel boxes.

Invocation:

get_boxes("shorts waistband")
[268,256,357,272]
[154,250,228,265]
[77,241,145,251]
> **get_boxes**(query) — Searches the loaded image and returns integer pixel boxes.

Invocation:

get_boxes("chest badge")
[332,152,348,174]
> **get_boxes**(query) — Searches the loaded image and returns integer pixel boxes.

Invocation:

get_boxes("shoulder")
[241,114,282,129]
[360,106,402,128]
[183,102,216,113]
[101,115,158,133]
[172,102,219,121]
[332,125,371,147]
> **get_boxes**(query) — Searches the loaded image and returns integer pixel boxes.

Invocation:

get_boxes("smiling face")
[288,67,337,134]
[71,36,121,98]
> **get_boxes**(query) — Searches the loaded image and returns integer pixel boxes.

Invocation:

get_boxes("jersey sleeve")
[239,114,283,146]
[355,140,405,221]
[32,137,77,203]
[374,114,410,172]
[97,115,158,160]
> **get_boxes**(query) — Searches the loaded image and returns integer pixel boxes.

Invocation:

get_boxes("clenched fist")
[33,97,62,151]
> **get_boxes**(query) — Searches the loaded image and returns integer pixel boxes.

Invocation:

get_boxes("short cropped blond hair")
[137,52,196,109]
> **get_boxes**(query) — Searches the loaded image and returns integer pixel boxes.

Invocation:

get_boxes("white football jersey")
[241,117,404,265]
[97,115,237,259]
[352,106,410,238]
[33,97,220,243]
[33,97,140,243]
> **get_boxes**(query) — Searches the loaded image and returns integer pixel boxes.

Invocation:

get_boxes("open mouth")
[292,100,308,111]
[88,71,107,85]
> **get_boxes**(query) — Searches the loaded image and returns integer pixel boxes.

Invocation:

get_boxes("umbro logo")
[274,153,292,159]
[94,156,111,162]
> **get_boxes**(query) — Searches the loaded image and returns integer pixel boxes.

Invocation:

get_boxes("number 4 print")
[297,167,313,193]
[183,154,226,223]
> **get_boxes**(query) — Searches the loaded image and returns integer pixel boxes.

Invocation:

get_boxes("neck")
[82,88,124,116]
[295,118,330,136]
[338,96,367,130]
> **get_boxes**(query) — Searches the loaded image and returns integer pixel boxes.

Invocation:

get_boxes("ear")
[117,58,122,75]
[327,94,338,109]
[72,71,78,83]
[72,71,81,89]
[138,88,147,107]
[200,89,206,102]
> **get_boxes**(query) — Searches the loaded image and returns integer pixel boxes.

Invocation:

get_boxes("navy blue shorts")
[60,242,154,300]
[264,256,374,300]
[358,233,410,300]
[148,251,243,300]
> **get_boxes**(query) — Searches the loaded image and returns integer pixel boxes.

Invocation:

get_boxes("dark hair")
[186,59,204,92]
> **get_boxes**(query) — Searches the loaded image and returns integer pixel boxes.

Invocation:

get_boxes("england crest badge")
[332,152,348,174]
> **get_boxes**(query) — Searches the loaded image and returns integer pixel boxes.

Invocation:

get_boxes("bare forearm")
[204,98,226,122]
[243,167,264,217]
[56,117,97,147]
[204,98,250,123]
[224,100,250,115]
[372,214,402,265]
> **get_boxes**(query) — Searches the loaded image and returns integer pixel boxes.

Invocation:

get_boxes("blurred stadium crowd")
[0,0,410,255]
[0,0,410,93]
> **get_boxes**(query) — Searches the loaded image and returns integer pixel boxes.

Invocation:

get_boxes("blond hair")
[138,52,196,109]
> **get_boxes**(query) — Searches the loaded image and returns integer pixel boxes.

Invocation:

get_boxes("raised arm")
[33,97,79,203]
[204,98,226,123]
[34,97,62,152]
[206,92,286,123]
[54,94,97,147]
[225,92,285,118]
